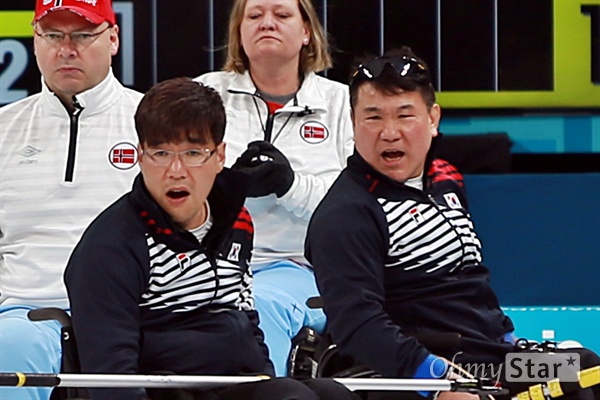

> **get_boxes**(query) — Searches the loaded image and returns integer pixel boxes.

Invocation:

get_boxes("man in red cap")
[0,1,142,399]
[33,0,117,26]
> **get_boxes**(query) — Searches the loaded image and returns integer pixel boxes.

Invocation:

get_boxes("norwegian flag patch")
[300,122,329,144]
[109,142,138,170]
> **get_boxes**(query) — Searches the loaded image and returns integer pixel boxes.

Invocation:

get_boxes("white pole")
[1,373,458,392]
[57,374,268,389]
[334,377,452,392]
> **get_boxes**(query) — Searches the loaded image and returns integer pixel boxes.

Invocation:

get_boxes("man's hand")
[232,141,294,198]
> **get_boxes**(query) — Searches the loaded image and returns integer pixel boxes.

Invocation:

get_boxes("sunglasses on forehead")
[350,56,430,86]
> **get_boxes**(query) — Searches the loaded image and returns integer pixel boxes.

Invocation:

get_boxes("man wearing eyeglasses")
[305,47,599,400]
[63,77,360,400]
[0,1,141,399]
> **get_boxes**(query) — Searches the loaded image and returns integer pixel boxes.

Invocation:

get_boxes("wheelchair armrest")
[28,307,72,327]
[306,296,323,309]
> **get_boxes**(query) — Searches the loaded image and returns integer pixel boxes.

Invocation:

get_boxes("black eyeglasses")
[350,56,430,86]
[34,25,111,48]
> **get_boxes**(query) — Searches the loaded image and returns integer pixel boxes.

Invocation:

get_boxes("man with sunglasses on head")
[305,47,600,399]
[64,77,360,400]
[0,1,141,399]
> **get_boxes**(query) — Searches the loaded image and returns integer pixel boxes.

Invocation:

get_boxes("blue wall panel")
[441,115,600,153]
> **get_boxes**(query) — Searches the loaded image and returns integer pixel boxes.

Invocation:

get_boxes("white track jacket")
[0,70,142,308]
[196,71,354,269]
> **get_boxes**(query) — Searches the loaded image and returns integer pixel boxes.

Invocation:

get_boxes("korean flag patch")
[443,192,462,209]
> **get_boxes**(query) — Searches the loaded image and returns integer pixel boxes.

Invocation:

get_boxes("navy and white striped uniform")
[306,152,515,379]
[65,171,273,400]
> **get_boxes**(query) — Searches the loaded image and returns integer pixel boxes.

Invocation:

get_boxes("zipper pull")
[71,96,83,117]
[428,194,440,207]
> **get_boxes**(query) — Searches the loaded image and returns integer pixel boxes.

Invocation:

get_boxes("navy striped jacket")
[65,170,273,400]
[306,152,514,379]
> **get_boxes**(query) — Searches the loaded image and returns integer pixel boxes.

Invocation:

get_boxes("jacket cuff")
[413,355,448,397]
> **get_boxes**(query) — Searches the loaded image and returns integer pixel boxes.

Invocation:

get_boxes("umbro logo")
[18,146,41,158]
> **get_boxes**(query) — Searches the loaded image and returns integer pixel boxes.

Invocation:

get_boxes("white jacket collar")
[227,70,328,115]
[40,68,122,117]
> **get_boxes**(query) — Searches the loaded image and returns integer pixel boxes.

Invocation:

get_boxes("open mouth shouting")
[166,188,190,202]
[382,149,405,162]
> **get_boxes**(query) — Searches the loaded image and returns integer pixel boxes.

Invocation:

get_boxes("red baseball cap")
[33,0,116,25]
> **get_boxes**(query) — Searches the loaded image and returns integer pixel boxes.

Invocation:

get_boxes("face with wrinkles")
[33,10,118,105]
[352,82,440,183]
[240,0,309,66]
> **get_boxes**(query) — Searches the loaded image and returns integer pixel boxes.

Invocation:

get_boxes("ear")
[216,142,226,171]
[137,143,144,162]
[33,36,39,57]
[137,143,147,172]
[351,109,359,140]
[429,103,441,137]
[109,25,120,56]
[303,23,310,45]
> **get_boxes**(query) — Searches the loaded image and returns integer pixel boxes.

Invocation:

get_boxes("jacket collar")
[227,70,328,115]
[128,168,249,254]
[348,135,441,191]
[40,68,123,117]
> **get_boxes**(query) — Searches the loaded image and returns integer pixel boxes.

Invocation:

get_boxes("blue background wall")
[464,173,600,353]
[441,114,600,153]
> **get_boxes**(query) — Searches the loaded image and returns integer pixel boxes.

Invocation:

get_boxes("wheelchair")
[27,308,199,400]
[287,296,462,380]
[25,299,600,400]
[28,307,386,399]
[287,326,463,380]
[26,301,463,399]
[28,308,88,400]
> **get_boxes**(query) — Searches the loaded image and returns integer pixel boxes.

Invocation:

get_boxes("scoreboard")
[435,0,600,109]
[1,0,599,111]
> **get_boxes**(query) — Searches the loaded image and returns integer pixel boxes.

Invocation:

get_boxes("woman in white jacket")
[196,0,354,376]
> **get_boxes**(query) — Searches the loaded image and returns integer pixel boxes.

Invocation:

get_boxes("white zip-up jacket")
[196,71,354,269]
[0,70,142,308]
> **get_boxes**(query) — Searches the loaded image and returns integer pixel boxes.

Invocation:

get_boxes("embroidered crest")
[300,122,328,144]
[109,142,138,170]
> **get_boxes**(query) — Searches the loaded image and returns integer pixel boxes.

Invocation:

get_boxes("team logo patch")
[409,206,424,224]
[228,243,241,262]
[109,142,138,170]
[176,253,190,271]
[300,122,328,144]
[443,193,462,209]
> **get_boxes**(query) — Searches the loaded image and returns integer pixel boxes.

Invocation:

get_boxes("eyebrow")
[246,3,292,12]
[362,103,415,113]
